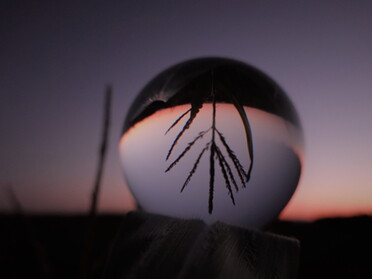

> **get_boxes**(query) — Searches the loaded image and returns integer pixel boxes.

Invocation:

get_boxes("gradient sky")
[1,0,372,220]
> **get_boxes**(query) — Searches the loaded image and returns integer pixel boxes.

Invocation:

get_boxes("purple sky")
[1,1,372,220]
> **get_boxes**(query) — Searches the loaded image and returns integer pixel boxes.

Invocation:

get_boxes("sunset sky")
[1,1,372,221]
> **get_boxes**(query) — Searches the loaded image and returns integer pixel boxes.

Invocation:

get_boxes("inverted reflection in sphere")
[119,57,304,228]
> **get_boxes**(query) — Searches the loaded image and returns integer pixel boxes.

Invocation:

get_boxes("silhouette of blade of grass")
[216,129,247,188]
[90,86,112,217]
[165,107,191,135]
[180,142,210,192]
[209,142,216,214]
[215,145,239,192]
[82,85,112,279]
[228,92,254,180]
[165,70,255,213]
[165,128,211,172]
[166,103,202,160]
[215,146,236,205]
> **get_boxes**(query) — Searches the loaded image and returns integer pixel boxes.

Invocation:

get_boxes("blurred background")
[1,0,372,221]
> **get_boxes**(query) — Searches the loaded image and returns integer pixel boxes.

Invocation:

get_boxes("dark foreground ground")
[0,213,371,279]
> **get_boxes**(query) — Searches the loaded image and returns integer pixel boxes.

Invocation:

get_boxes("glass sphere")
[119,57,304,228]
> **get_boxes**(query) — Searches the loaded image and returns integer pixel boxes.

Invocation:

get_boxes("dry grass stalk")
[81,85,112,279]
[165,71,253,214]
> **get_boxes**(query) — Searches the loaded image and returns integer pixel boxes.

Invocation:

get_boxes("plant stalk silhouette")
[81,85,112,279]
[165,73,253,213]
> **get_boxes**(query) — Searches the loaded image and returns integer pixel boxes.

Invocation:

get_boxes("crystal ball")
[119,57,304,228]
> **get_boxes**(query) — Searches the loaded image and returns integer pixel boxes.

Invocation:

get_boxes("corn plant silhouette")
[165,72,254,213]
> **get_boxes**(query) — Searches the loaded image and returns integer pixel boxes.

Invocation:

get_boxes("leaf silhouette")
[215,146,235,205]
[227,91,254,181]
[165,107,191,135]
[180,142,210,192]
[216,129,247,188]
[166,102,203,160]
[165,128,210,173]
[215,144,239,192]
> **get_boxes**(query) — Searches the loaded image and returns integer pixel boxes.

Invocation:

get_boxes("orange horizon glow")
[3,107,370,223]
[3,192,370,221]
[280,203,372,221]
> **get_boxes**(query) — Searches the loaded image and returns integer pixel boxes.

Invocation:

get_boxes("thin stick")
[81,85,112,279]
[208,73,216,214]
[90,86,112,217]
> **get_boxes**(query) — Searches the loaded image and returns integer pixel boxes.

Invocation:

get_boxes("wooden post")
[103,211,300,279]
